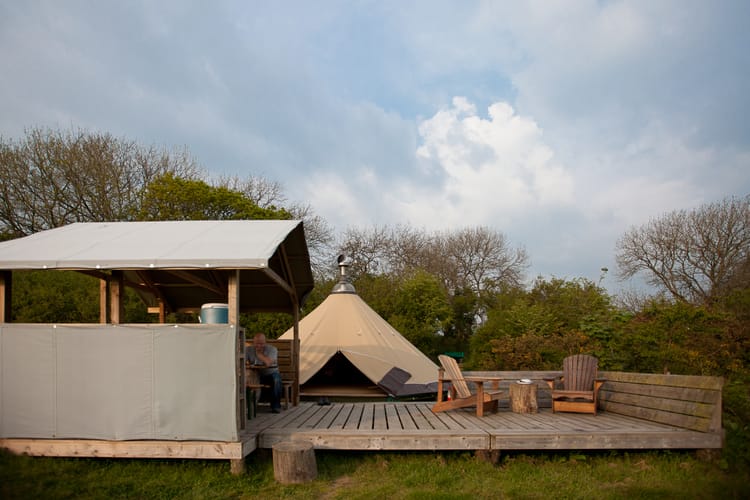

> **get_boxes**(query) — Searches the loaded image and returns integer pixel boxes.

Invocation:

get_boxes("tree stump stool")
[510,382,538,413]
[272,441,317,484]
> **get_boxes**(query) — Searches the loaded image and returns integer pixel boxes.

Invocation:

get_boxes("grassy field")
[2,448,748,499]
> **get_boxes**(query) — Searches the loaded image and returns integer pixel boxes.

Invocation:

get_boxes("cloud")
[410,97,574,227]
[300,96,574,234]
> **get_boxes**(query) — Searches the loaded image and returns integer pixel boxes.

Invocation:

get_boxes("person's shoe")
[271,408,281,414]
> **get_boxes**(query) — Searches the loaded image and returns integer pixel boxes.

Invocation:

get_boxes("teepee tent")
[279,259,438,397]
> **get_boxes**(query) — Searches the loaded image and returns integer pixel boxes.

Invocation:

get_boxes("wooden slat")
[373,404,388,430]
[600,371,724,391]
[599,400,712,432]
[601,390,716,419]
[597,371,723,432]
[0,437,253,460]
[330,403,355,429]
[343,405,364,430]
[603,380,721,404]
[395,405,419,430]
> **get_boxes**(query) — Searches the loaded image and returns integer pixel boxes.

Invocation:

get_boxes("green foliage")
[353,273,401,316]
[615,299,745,376]
[723,373,750,470]
[2,449,747,499]
[241,312,295,338]
[138,173,291,221]
[442,286,479,351]
[12,271,100,322]
[468,277,615,370]
[386,270,453,357]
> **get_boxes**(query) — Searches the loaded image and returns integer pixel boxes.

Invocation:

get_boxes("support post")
[0,270,11,323]
[273,441,317,484]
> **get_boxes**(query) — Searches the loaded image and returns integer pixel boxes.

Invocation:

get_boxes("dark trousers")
[259,371,283,410]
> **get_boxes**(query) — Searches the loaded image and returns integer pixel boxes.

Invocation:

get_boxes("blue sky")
[1,1,748,294]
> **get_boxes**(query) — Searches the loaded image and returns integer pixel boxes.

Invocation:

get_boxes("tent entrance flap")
[303,351,374,387]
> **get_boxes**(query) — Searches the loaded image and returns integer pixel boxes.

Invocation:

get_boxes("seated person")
[246,333,283,413]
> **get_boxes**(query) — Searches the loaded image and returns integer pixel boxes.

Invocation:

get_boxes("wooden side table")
[510,381,538,413]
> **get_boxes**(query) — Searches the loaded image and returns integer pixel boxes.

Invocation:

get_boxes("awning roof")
[0,220,315,313]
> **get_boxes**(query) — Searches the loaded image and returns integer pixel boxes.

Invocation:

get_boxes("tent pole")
[0,271,11,323]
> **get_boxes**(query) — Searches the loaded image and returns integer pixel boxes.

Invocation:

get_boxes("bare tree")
[0,127,200,238]
[440,226,529,294]
[218,174,287,209]
[287,203,335,278]
[616,195,750,304]
[337,225,392,278]
[216,174,336,278]
[337,224,528,295]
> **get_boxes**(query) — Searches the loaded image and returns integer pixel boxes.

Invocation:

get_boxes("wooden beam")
[279,243,301,405]
[133,270,173,317]
[109,270,124,324]
[99,279,107,323]
[0,437,254,460]
[261,267,294,296]
[227,270,240,325]
[228,270,246,433]
[0,271,11,323]
[169,270,226,296]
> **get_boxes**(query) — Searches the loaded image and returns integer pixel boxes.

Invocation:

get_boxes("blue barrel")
[200,303,229,324]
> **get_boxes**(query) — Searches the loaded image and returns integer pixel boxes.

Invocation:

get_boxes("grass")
[2,448,749,499]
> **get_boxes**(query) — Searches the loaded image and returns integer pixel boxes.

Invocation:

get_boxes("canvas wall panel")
[55,325,153,439]
[0,324,237,441]
[0,325,56,437]
[153,325,237,441]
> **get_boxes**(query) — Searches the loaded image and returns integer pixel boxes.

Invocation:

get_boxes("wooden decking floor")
[249,402,722,451]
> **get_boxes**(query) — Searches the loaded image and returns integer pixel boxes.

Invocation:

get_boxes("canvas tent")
[279,260,438,397]
[0,220,313,446]
[0,220,314,317]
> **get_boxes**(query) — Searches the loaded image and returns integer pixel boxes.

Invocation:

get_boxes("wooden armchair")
[432,355,505,417]
[544,354,605,415]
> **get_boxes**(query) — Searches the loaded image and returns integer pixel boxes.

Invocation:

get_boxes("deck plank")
[251,402,722,452]
[373,404,388,430]
[3,401,722,460]
[394,405,418,430]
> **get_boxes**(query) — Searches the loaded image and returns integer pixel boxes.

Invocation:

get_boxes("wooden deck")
[249,402,722,451]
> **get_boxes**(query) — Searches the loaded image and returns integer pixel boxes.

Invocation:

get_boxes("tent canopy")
[0,220,314,313]
[279,290,438,397]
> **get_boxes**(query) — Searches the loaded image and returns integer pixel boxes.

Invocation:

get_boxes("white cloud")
[410,97,574,227]
[300,96,575,234]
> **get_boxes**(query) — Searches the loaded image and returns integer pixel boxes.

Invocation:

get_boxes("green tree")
[386,270,453,358]
[11,271,100,322]
[138,173,290,221]
[469,277,615,370]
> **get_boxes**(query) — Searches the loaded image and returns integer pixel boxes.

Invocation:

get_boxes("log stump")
[273,441,317,484]
[510,382,538,414]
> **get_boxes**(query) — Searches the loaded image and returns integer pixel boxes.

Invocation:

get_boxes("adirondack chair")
[544,354,605,415]
[432,355,505,417]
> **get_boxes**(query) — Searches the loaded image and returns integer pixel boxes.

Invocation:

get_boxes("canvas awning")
[0,220,314,314]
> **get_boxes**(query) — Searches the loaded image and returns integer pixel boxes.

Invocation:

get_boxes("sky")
[1,1,749,295]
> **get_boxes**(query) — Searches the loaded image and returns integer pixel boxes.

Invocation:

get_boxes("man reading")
[246,333,283,413]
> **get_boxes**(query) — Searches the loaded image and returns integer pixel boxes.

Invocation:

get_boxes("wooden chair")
[432,355,505,417]
[544,354,605,415]
[245,339,296,411]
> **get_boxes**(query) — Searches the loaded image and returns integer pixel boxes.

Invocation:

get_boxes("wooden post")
[475,449,501,464]
[0,271,11,323]
[510,382,538,414]
[109,270,124,324]
[230,458,245,475]
[273,441,317,484]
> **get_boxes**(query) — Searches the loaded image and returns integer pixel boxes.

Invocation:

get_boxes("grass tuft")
[2,449,748,499]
